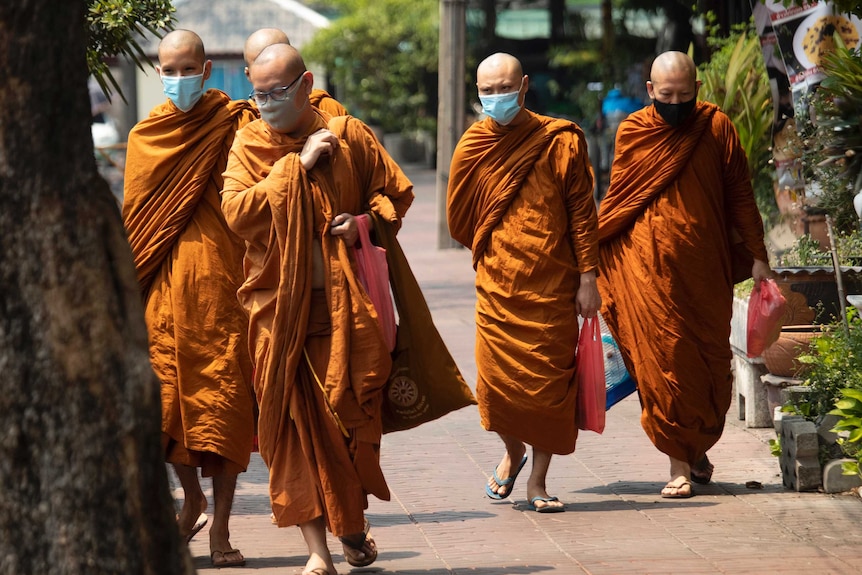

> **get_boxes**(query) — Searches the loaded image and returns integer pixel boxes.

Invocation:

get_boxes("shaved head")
[475,52,528,125]
[477,52,523,81]
[649,51,697,85]
[251,43,305,81]
[244,28,290,66]
[158,29,205,65]
[646,50,700,105]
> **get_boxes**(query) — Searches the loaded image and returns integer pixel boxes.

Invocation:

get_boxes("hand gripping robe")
[596,101,769,465]
[220,111,413,536]
[447,111,599,454]
[122,90,258,474]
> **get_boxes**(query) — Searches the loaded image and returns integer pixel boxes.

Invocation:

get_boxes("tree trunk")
[601,0,614,90]
[549,0,566,44]
[0,3,192,574]
[479,0,497,52]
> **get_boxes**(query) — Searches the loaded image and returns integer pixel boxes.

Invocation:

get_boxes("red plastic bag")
[746,278,786,358]
[353,214,397,351]
[576,316,607,433]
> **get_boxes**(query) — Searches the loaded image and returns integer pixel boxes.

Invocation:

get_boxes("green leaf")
[840,388,862,402]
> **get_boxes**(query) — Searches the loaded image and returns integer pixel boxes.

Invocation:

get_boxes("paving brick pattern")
[182,166,862,574]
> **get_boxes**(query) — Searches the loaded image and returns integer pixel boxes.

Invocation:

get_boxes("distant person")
[221,43,413,575]
[447,52,601,513]
[600,87,643,185]
[597,51,772,498]
[89,76,119,148]
[122,29,257,567]
[243,27,347,117]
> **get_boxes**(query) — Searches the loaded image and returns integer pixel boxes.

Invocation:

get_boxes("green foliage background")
[87,0,175,96]
[805,43,862,235]
[304,0,438,134]
[797,309,862,419]
[697,17,776,226]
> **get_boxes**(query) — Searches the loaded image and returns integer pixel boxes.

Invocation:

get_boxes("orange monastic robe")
[447,110,598,455]
[220,111,413,536]
[310,89,348,117]
[122,90,258,473]
[597,102,769,465]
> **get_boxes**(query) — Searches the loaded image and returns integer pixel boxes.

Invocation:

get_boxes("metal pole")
[436,0,466,249]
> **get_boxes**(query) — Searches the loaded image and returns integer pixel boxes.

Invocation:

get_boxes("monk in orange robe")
[122,30,257,567]
[447,53,601,513]
[243,27,348,117]
[597,51,772,498]
[221,43,413,575]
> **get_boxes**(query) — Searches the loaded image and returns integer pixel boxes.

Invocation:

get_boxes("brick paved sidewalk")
[183,166,862,575]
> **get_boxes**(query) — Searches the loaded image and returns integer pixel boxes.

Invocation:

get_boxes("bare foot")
[691,455,714,485]
[302,551,336,575]
[527,494,565,512]
[339,520,378,568]
[661,476,693,498]
[486,451,527,499]
[177,498,207,541]
[210,548,245,567]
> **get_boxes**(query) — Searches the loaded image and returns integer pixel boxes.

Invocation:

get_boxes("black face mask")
[653,98,697,128]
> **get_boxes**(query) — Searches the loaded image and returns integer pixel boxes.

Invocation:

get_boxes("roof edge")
[265,0,331,28]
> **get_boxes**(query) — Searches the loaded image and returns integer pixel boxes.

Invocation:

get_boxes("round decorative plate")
[793,10,861,70]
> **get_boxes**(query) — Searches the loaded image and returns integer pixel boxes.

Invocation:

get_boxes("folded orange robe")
[597,102,768,465]
[122,90,258,474]
[310,89,348,117]
[447,111,598,455]
[221,112,413,536]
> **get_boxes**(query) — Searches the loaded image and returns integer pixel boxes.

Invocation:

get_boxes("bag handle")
[354,213,372,249]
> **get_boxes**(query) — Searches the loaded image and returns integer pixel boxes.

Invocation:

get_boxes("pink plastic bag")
[746,278,786,358]
[353,214,397,351]
[576,316,607,433]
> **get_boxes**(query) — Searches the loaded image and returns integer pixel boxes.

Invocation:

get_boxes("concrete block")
[791,457,823,491]
[779,417,821,491]
[773,406,788,435]
[780,385,812,407]
[783,419,819,456]
[822,459,862,493]
[733,354,771,428]
[817,413,841,446]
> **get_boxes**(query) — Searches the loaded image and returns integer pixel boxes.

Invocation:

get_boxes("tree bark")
[0,2,192,574]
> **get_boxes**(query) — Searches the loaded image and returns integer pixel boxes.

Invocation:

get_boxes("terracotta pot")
[773,267,862,325]
[762,325,819,377]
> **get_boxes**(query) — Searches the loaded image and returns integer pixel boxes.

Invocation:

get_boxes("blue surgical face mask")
[479,79,524,125]
[161,73,204,113]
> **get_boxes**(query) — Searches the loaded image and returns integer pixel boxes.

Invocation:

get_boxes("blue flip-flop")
[527,496,565,513]
[485,455,528,500]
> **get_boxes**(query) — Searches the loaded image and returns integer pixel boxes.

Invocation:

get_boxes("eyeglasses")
[249,70,306,105]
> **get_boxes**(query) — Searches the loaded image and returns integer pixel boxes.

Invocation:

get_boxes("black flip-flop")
[339,518,378,568]
[691,455,714,485]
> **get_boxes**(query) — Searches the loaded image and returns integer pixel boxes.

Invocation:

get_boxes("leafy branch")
[87,0,175,99]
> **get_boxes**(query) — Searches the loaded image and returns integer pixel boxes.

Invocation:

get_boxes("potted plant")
[829,387,862,483]
[791,309,862,418]
[758,37,862,325]
[773,309,862,492]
